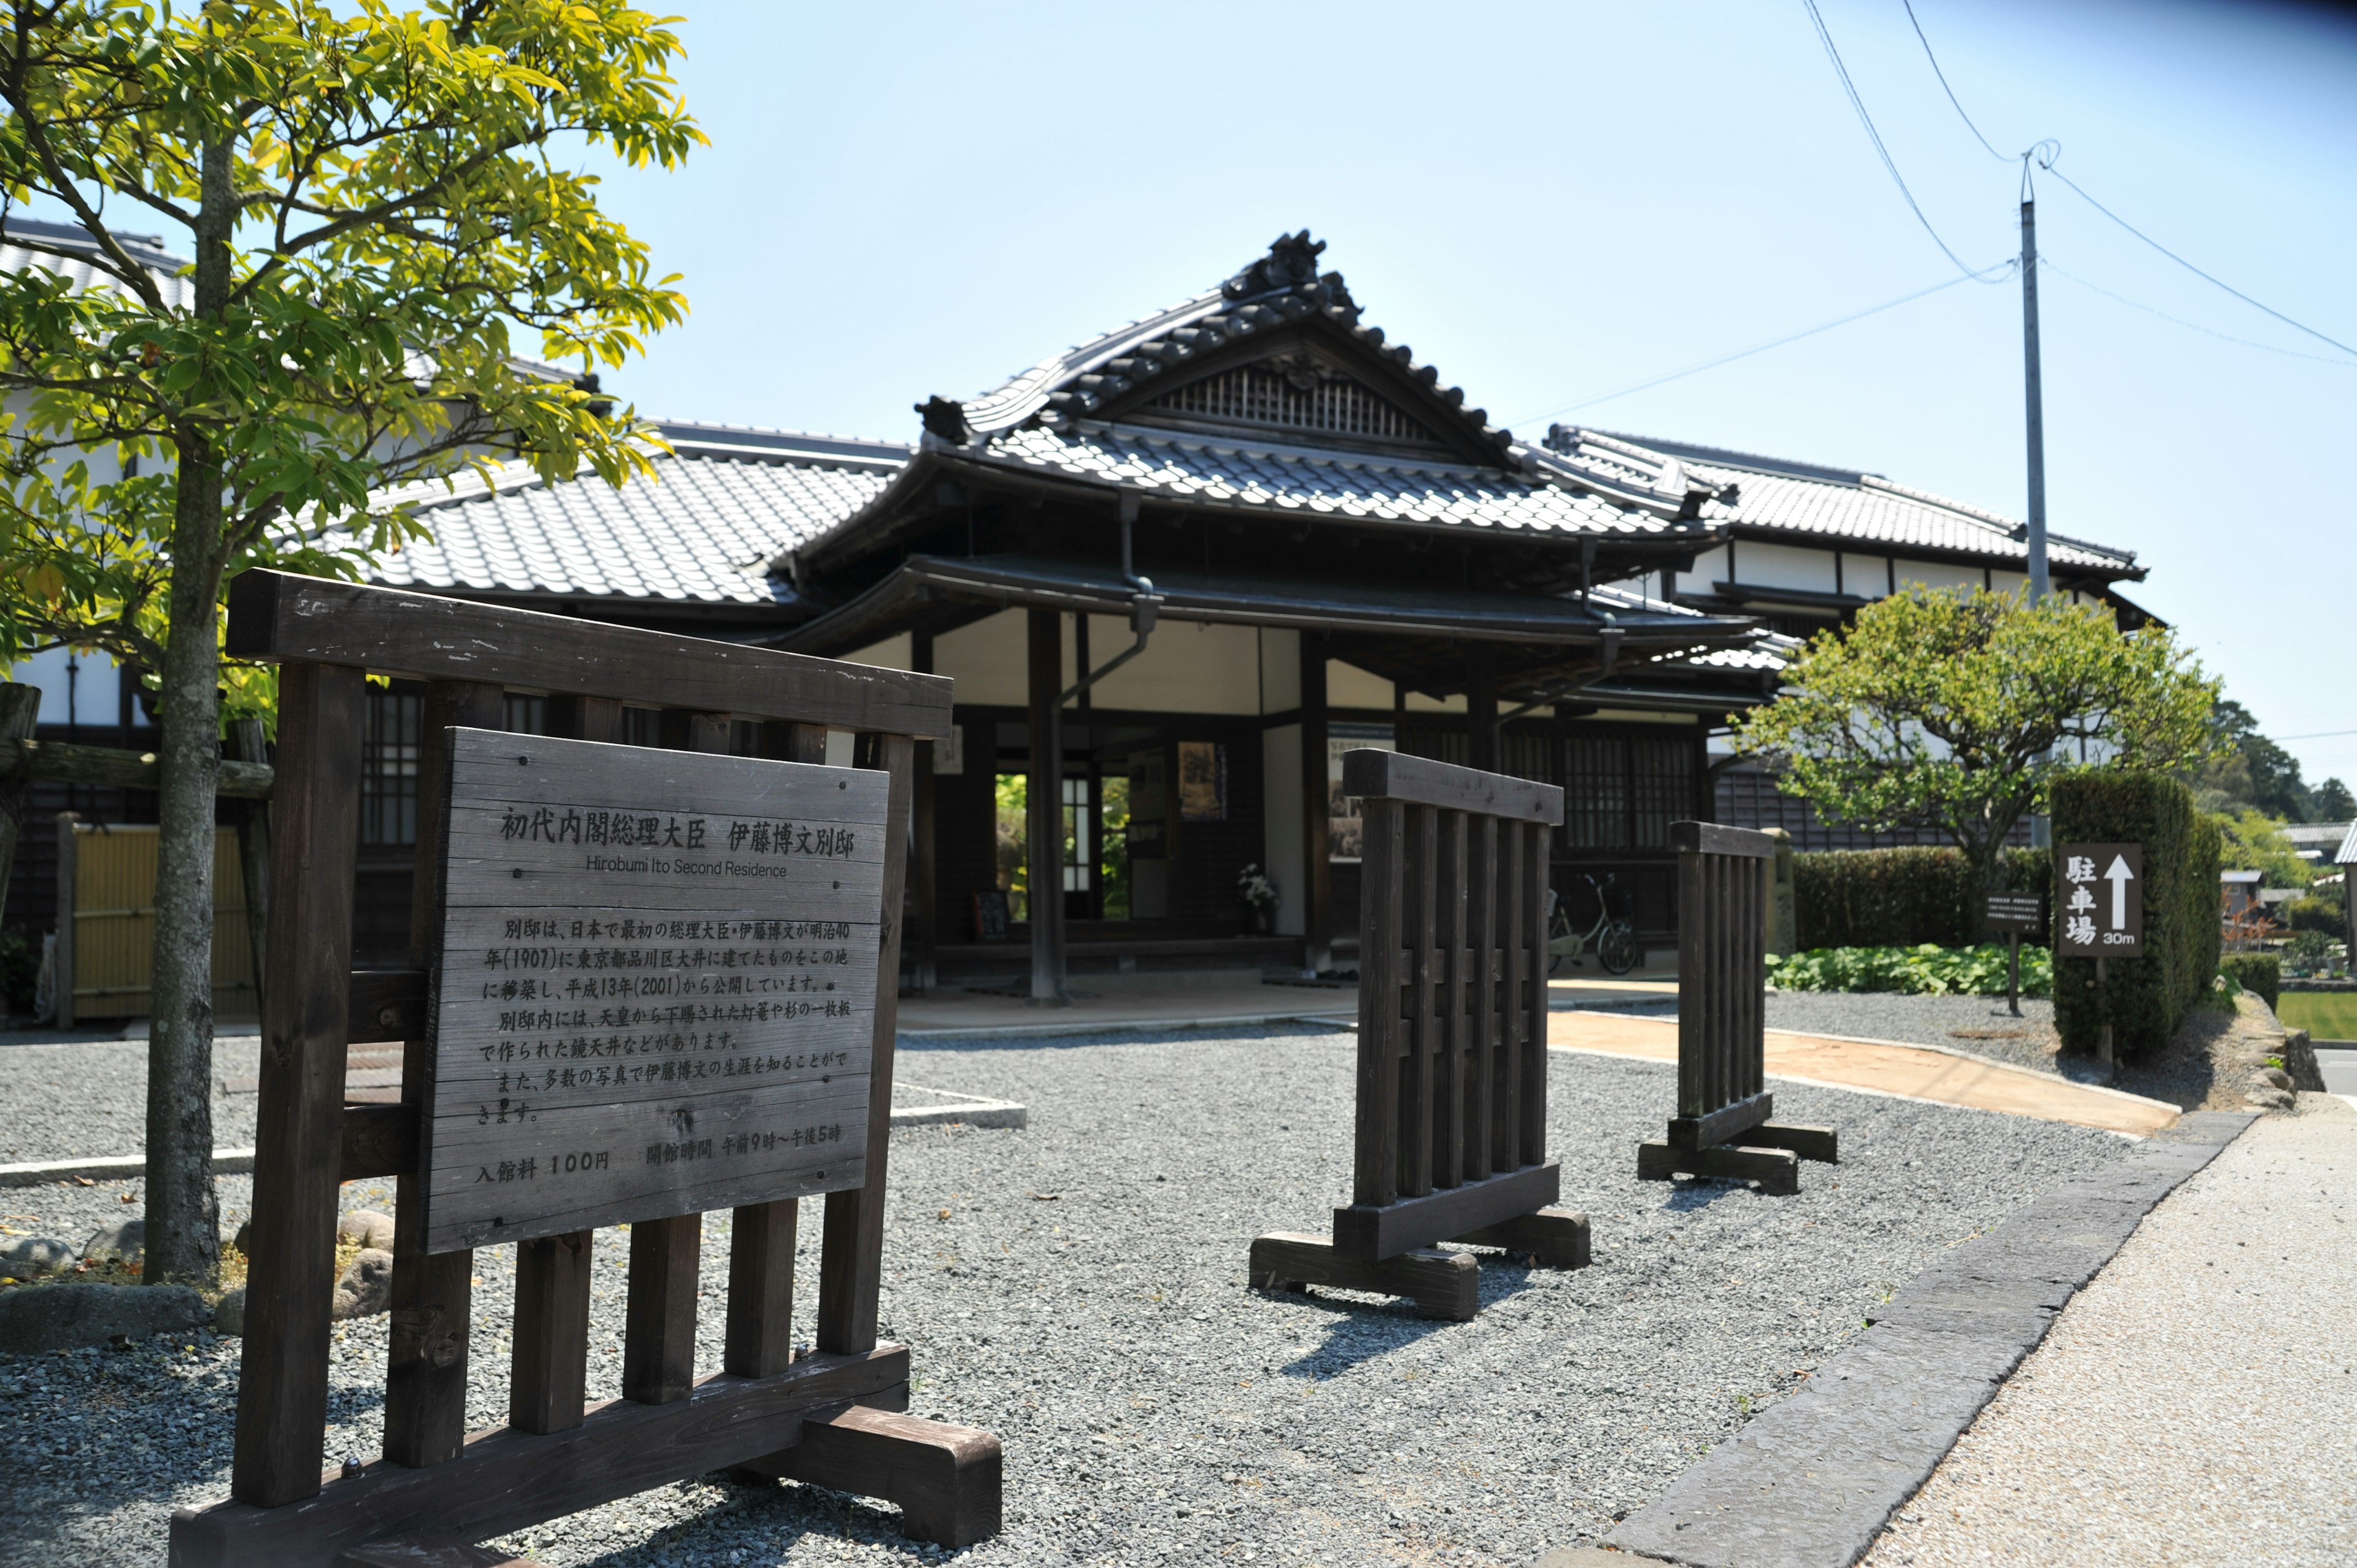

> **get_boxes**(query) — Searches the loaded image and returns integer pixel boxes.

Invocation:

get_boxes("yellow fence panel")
[63,822,258,1022]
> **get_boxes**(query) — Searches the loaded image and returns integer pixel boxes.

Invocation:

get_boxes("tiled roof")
[2338,822,2357,867]
[355,423,902,607]
[949,422,1700,538]
[1555,427,2139,577]
[0,216,191,309]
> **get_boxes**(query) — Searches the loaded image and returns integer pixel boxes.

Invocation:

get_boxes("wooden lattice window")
[1150,357,1434,444]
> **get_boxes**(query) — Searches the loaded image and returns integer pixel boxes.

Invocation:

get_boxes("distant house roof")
[0,215,192,309]
[358,422,905,615]
[2338,823,2357,867]
[1551,428,2142,580]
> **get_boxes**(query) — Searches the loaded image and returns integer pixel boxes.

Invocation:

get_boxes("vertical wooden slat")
[52,812,75,1029]
[1465,813,1497,1184]
[816,730,915,1354]
[1746,856,1766,1102]
[506,695,621,1435]
[232,661,364,1505]
[1494,816,1522,1173]
[382,678,500,1469]
[509,1230,592,1432]
[1434,809,1466,1188]
[1519,822,1547,1165]
[1403,804,1439,1199]
[621,709,733,1404]
[727,719,827,1379]
[1353,798,1404,1208]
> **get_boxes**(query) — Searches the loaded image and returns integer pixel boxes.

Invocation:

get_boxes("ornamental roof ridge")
[917,231,1523,463]
[1062,419,1520,483]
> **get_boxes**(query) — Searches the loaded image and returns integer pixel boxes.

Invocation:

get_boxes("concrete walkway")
[1550,1010,2181,1137]
[1860,1095,2357,1567]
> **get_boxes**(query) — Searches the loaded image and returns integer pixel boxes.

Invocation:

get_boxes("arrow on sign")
[2105,854,2135,930]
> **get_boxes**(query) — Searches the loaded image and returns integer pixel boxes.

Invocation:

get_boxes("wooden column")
[909,631,939,995]
[1025,609,1067,1005]
[818,730,915,1353]
[1299,634,1331,974]
[382,678,501,1467]
[231,660,365,1505]
[1466,645,1498,775]
[226,718,271,998]
[0,682,40,922]
[52,811,77,1028]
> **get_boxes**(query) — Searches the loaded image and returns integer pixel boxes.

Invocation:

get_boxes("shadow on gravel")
[1662,1178,1754,1214]
[1260,1280,1514,1378]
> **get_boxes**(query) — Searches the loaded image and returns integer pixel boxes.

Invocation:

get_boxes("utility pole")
[2020,193,2049,602]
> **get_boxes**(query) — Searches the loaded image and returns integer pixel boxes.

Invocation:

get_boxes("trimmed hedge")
[1794,845,2049,949]
[2051,770,2220,1058]
[2220,952,2280,1011]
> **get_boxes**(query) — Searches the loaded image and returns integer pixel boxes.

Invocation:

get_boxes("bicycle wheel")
[1598,922,1640,976]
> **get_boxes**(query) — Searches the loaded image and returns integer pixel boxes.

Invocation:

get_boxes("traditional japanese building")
[2,224,2159,1006]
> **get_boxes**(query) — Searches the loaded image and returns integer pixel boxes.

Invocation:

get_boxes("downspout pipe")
[1059,494,1164,705]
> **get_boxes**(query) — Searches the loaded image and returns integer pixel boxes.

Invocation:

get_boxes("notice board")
[420,727,888,1253]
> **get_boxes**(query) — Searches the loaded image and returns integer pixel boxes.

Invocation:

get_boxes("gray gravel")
[1,1026,2131,1567]
[1763,992,2093,1079]
[0,1031,263,1165]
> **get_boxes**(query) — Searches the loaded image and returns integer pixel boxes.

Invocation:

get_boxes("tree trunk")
[144,129,236,1288]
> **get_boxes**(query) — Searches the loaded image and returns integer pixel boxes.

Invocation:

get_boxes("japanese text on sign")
[2056,842,2142,956]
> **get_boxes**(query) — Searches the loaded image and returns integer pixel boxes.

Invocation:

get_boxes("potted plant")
[1238,863,1279,936]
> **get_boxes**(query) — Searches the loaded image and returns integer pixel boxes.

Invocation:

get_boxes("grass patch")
[2278,992,2357,1041]
[1767,943,2052,997]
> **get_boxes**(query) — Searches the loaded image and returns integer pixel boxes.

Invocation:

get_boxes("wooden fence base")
[1249,1232,1482,1319]
[1638,1124,1836,1195]
[732,1404,1002,1548]
[1451,1205,1592,1269]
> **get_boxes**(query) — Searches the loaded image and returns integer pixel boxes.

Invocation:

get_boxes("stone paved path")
[1861,1094,2357,1567]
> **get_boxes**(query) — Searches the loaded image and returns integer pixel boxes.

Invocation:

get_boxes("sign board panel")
[2056,842,2143,956]
[420,728,889,1253]
[1983,892,2045,936]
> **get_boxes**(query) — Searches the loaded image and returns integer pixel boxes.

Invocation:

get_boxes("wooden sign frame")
[1250,750,1592,1321]
[169,573,1001,1566]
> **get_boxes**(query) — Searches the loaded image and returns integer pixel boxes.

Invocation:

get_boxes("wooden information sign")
[2057,842,2143,956]
[1983,892,2044,935]
[423,728,886,1253]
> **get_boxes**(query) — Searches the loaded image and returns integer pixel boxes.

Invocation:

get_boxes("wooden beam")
[1341,749,1563,827]
[1248,1232,1479,1321]
[225,570,953,740]
[233,662,366,1507]
[1298,634,1331,973]
[1330,1161,1561,1262]
[2,736,274,797]
[339,1105,416,1183]
[738,1405,1001,1548]
[169,1348,911,1568]
[1669,819,1776,859]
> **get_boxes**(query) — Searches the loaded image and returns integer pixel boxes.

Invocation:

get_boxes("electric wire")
[1507,263,2009,427]
[1902,0,2009,161]
[1799,0,2010,282]
[2038,256,2356,368]
[2276,728,2357,743]
[2033,160,2357,361]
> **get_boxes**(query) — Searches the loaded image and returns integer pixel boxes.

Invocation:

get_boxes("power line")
[2034,160,2357,361]
[2039,255,2357,368]
[1799,0,2010,283]
[1902,0,2009,161]
[2277,728,2357,743]
[1508,265,2008,427]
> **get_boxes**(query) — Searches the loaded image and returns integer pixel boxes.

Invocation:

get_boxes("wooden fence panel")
[55,823,257,1021]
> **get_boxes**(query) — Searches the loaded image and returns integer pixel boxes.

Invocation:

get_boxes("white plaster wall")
[1730,540,1838,593]
[1989,569,2030,598]
[1328,660,1393,712]
[932,609,1032,708]
[1405,690,1468,714]
[1840,552,1892,598]
[1893,559,1983,592]
[1684,544,1731,587]
[1258,627,1300,714]
[1262,722,1306,936]
[841,632,912,671]
[1083,616,1262,714]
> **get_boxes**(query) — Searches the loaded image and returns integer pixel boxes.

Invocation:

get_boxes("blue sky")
[586,1,2353,784]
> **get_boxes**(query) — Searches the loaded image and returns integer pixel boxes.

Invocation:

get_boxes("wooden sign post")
[169,573,1001,1567]
[1983,892,2045,1017]
[1636,822,1837,1194]
[1249,751,1590,1321]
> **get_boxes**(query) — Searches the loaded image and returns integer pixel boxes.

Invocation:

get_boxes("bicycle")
[1545,873,1641,976]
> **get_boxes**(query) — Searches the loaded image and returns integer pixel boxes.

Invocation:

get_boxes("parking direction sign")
[2057,843,2143,956]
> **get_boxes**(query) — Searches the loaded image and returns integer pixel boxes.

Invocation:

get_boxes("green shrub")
[1767,942,2053,997]
[2220,952,2280,1010]
[1793,845,2049,949]
[0,928,34,1015]
[2051,770,2218,1057]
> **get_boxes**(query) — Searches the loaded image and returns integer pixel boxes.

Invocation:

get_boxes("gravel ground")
[0,1031,262,1165]
[1863,1095,2357,1567]
[1762,993,2084,1079]
[2,1026,2130,1568]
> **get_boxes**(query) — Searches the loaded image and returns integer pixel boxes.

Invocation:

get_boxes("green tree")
[2195,698,2315,819]
[1734,586,2221,895]
[0,1,697,1285]
[2214,807,2313,889]
[2314,777,2355,822]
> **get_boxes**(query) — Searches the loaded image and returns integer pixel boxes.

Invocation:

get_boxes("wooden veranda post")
[1636,822,1838,1194]
[172,572,1000,1566]
[1250,750,1590,1320]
